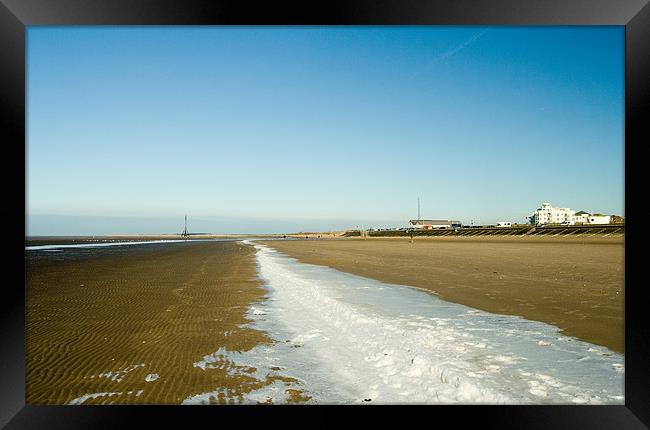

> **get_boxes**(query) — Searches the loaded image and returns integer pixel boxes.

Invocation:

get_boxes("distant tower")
[181,215,189,237]
[418,197,421,221]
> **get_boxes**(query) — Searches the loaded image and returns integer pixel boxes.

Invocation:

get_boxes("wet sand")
[26,240,306,404]
[25,234,282,247]
[261,236,624,353]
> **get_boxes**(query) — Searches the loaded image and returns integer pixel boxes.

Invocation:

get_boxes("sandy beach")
[26,240,308,404]
[261,236,624,353]
[25,235,625,404]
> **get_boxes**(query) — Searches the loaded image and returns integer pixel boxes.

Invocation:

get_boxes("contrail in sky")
[412,28,491,79]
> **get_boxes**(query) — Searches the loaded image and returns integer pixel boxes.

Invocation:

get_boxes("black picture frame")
[3,0,648,428]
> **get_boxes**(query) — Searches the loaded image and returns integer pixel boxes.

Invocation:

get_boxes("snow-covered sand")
[196,241,624,404]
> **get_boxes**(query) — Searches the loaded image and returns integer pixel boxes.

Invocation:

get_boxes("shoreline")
[260,236,624,353]
[243,241,623,404]
[24,234,285,246]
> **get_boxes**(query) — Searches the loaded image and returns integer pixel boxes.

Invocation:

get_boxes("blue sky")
[27,26,624,235]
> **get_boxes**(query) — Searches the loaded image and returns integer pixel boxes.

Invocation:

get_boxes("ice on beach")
[186,344,320,404]
[216,241,624,405]
[251,307,267,315]
[68,392,123,405]
[91,363,145,383]
[182,381,294,405]
[68,389,143,405]
[145,373,160,382]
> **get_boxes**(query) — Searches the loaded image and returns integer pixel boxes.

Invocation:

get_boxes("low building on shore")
[573,211,614,225]
[588,214,612,225]
[409,219,462,230]
[610,215,625,224]
[573,211,590,224]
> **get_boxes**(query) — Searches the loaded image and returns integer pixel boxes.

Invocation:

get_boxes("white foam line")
[228,241,624,405]
[68,389,146,405]
[68,391,123,405]
[25,239,221,251]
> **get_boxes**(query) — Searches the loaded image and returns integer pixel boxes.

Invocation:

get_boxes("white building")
[496,222,512,228]
[573,211,611,225]
[588,215,611,225]
[531,203,575,225]
[530,204,612,226]
[573,211,590,224]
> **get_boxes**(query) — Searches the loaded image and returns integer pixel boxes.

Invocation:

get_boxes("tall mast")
[182,215,189,237]
[418,197,421,221]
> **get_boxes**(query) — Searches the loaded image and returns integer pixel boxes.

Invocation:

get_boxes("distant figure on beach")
[283,235,287,239]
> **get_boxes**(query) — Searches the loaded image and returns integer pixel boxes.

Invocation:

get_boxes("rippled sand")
[26,241,306,404]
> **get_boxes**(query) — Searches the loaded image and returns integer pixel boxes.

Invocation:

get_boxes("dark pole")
[182,215,189,237]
